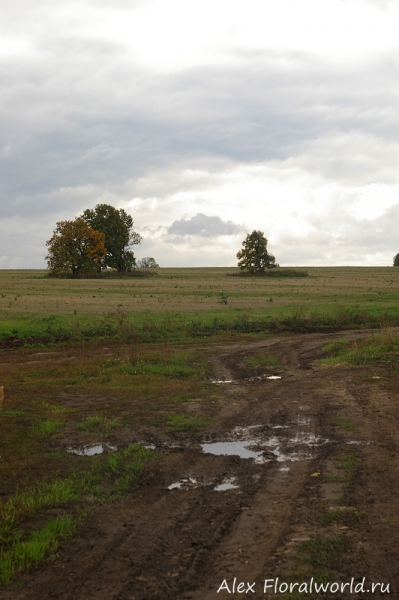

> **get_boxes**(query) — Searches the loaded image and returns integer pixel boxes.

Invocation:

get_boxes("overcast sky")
[1,0,399,268]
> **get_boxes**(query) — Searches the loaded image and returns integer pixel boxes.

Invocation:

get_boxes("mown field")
[1,266,399,342]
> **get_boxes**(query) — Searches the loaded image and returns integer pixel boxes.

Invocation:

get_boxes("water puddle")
[67,444,108,456]
[211,379,237,384]
[279,467,290,472]
[168,477,198,490]
[347,440,372,446]
[201,441,266,463]
[299,405,310,410]
[266,375,282,380]
[201,424,330,464]
[214,478,239,491]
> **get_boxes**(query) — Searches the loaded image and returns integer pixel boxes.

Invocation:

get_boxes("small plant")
[219,292,228,305]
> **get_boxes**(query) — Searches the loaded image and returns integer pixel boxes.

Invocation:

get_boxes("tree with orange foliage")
[46,218,107,276]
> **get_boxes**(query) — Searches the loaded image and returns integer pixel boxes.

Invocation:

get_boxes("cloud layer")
[1,0,399,267]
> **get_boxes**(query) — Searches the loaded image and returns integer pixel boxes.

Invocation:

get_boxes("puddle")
[201,441,266,463]
[279,467,290,472]
[211,379,237,384]
[168,477,198,490]
[67,444,106,456]
[271,425,290,429]
[299,405,310,410]
[296,417,311,426]
[347,440,372,445]
[202,427,330,464]
[266,375,282,380]
[214,478,239,491]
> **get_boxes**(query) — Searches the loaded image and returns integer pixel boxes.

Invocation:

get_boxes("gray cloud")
[167,213,244,238]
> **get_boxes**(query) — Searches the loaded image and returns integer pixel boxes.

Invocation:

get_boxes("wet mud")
[3,331,399,599]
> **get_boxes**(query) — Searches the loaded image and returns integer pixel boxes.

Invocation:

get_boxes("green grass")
[0,444,157,585]
[167,414,212,432]
[335,451,359,471]
[0,474,96,535]
[321,331,399,369]
[329,417,357,432]
[0,515,77,585]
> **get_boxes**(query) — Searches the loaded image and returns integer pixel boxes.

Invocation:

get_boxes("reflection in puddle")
[168,477,198,490]
[202,441,266,463]
[67,444,105,456]
[202,423,330,464]
[214,478,239,491]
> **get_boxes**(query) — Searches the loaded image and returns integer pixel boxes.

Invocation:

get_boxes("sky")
[1,0,399,268]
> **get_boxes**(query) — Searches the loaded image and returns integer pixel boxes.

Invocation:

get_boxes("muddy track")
[3,331,399,600]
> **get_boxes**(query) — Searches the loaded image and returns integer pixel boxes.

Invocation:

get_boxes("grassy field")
[0,266,399,342]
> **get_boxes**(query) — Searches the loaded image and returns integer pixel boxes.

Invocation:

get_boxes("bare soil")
[3,331,399,599]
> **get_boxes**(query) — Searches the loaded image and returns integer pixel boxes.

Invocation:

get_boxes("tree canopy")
[46,219,107,277]
[82,204,142,272]
[394,253,399,267]
[236,230,277,274]
[137,257,160,268]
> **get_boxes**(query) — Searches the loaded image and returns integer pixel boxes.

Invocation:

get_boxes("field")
[1,267,399,599]
[1,267,399,342]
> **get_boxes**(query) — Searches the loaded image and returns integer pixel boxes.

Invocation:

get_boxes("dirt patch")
[2,331,399,599]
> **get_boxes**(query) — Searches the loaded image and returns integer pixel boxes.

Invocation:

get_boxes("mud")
[3,331,399,599]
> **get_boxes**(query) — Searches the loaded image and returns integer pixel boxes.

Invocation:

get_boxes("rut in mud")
[3,331,399,600]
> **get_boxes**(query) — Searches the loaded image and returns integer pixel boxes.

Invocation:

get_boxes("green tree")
[82,204,142,271]
[46,219,107,277]
[394,253,399,267]
[236,230,277,274]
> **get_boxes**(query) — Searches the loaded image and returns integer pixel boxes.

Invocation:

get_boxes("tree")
[82,204,142,271]
[137,257,159,268]
[46,219,107,276]
[394,253,399,267]
[236,230,277,274]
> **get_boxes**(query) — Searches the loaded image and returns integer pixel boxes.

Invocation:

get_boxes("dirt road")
[4,331,399,599]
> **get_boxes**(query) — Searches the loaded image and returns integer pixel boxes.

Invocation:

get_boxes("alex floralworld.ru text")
[217,577,390,594]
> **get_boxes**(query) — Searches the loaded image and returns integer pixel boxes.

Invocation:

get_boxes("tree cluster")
[46,204,142,277]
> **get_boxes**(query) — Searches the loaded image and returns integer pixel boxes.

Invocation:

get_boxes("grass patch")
[335,451,359,472]
[167,414,212,432]
[0,515,77,585]
[0,474,96,535]
[329,417,357,432]
[320,330,399,369]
